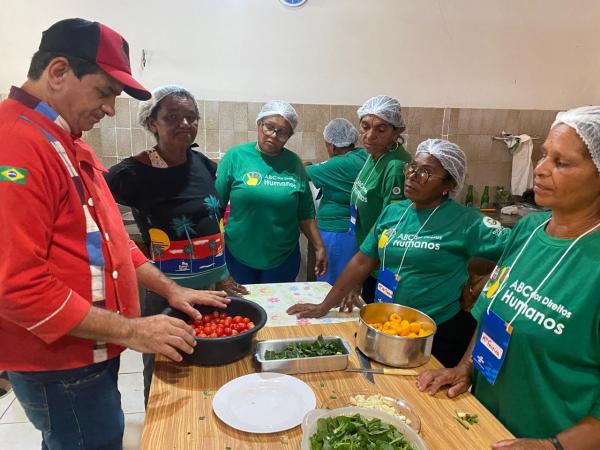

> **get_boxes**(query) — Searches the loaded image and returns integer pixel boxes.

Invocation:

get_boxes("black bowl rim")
[162,296,268,343]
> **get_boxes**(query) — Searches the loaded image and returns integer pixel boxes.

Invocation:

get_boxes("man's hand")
[165,285,229,320]
[215,276,249,297]
[124,315,197,362]
[338,285,364,312]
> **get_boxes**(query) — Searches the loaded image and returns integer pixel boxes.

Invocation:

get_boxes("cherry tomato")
[242,317,250,324]
[247,322,255,329]
[231,329,239,336]
[223,327,232,336]
[209,332,218,338]
[198,332,207,338]
[232,316,243,324]
[212,311,220,318]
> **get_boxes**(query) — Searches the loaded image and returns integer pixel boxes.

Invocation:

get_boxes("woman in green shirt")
[307,118,367,286]
[417,106,600,448]
[349,95,413,303]
[289,139,509,366]
[216,101,327,284]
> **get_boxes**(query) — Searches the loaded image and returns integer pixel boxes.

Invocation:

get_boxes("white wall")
[1,0,599,109]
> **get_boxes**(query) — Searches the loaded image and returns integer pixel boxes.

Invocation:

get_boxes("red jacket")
[0,87,147,371]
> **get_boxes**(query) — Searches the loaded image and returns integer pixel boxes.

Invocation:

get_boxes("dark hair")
[27,50,101,80]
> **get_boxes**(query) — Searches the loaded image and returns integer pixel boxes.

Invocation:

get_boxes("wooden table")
[140,322,513,449]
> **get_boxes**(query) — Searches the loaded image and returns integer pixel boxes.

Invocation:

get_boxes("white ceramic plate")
[212,372,316,433]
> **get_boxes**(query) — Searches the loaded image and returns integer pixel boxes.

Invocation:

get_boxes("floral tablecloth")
[243,282,359,327]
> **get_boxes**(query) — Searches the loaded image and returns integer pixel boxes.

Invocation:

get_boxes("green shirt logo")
[0,166,27,185]
[243,172,262,186]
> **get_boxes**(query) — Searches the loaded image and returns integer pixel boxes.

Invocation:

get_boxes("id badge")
[349,204,357,232]
[472,310,512,385]
[375,269,400,303]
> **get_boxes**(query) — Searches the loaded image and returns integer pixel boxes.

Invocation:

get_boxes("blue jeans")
[225,244,300,284]
[7,357,124,450]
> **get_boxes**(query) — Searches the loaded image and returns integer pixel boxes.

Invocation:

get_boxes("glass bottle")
[480,185,490,209]
[465,185,474,207]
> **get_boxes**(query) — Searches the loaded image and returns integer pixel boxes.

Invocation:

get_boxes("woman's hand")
[416,363,472,397]
[286,302,329,318]
[216,276,249,297]
[165,285,229,320]
[491,439,554,450]
[338,285,364,312]
[314,246,328,276]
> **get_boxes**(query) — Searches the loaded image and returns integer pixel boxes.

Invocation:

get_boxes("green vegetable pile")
[309,414,417,450]
[264,336,345,360]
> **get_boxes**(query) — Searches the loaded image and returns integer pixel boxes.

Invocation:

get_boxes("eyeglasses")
[260,122,292,142]
[403,163,447,184]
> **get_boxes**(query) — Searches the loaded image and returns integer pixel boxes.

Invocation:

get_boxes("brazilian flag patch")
[0,166,27,185]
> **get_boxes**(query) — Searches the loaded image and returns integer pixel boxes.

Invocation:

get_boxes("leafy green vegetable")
[309,414,417,450]
[264,336,346,360]
[454,411,478,429]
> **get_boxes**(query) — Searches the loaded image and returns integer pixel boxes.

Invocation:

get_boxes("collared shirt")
[0,86,147,371]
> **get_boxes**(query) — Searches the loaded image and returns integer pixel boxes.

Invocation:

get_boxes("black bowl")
[162,296,267,365]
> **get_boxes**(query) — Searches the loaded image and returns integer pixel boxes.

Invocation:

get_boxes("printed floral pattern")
[244,282,360,327]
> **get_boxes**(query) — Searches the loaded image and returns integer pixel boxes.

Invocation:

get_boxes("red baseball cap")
[39,18,151,100]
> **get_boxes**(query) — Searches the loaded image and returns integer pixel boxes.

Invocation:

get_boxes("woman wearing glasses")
[288,139,510,367]
[216,100,327,284]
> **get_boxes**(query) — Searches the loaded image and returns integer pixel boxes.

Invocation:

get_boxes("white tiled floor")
[0,350,146,450]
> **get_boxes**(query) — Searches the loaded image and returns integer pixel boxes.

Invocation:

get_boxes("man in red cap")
[0,18,228,449]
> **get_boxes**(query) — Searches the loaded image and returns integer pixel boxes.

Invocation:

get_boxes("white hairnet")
[356,95,405,129]
[416,138,467,197]
[323,118,358,147]
[256,100,298,131]
[552,106,600,173]
[138,85,198,131]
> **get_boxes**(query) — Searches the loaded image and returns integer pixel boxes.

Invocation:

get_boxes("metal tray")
[255,336,352,375]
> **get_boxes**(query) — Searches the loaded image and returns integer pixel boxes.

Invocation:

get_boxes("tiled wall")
[1,92,558,205]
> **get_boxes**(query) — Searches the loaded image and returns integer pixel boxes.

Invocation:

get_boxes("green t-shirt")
[215,142,315,270]
[471,212,600,438]
[350,144,412,247]
[360,199,510,324]
[306,148,368,232]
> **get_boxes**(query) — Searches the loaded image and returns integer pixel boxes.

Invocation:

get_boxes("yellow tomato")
[383,321,394,330]
[389,313,402,322]
[409,322,421,333]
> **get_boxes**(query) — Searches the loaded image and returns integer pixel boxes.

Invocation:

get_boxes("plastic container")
[162,296,267,365]
[300,406,428,450]
[323,390,421,433]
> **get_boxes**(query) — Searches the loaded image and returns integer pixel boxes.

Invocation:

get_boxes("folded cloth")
[501,205,519,215]
[507,134,533,195]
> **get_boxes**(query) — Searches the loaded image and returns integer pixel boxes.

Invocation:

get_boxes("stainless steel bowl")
[356,303,436,368]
